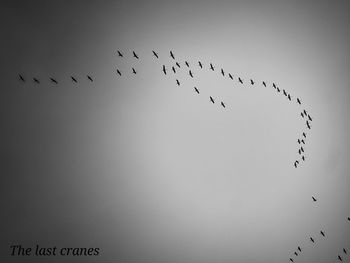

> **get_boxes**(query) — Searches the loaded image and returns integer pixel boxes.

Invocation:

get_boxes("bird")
[343,248,347,254]
[87,75,93,81]
[302,156,305,161]
[210,96,215,104]
[297,98,301,104]
[194,87,200,94]
[277,87,280,92]
[303,109,307,115]
[288,94,291,101]
[283,89,287,96]
[172,66,176,73]
[312,196,317,202]
[189,70,193,78]
[301,112,305,118]
[221,68,225,76]
[71,76,77,83]
[185,61,189,67]
[297,246,301,252]
[238,77,243,84]
[250,79,255,85]
[262,81,266,87]
[117,50,123,57]
[210,63,214,71]
[290,258,294,262]
[19,74,25,82]
[176,79,180,86]
[198,61,203,68]
[298,149,302,155]
[301,139,305,144]
[310,237,315,243]
[132,68,137,74]
[152,50,159,58]
[303,132,306,138]
[176,62,181,68]
[33,77,40,84]
[170,51,175,59]
[228,73,233,80]
[133,51,139,59]
[338,255,343,261]
[320,230,325,237]
[308,115,313,121]
[221,101,226,108]
[300,146,304,152]
[272,83,276,89]
[50,77,57,84]
[348,217,350,221]
[294,161,298,168]
[298,139,301,144]
[294,252,298,256]
[162,65,167,75]
[116,69,122,76]
[306,121,311,129]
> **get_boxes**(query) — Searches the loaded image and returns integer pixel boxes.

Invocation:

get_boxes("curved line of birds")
[17,49,349,262]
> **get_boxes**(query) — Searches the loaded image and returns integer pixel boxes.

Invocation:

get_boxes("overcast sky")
[2,1,350,262]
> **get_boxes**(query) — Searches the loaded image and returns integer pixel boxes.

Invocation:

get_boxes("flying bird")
[283,89,287,96]
[320,231,325,237]
[300,146,304,152]
[210,96,215,104]
[221,101,225,108]
[312,196,317,202]
[50,77,57,84]
[238,77,243,84]
[294,252,298,256]
[272,83,276,89]
[117,50,123,57]
[172,66,176,73]
[87,75,93,81]
[133,51,139,59]
[176,62,181,68]
[250,79,255,85]
[116,69,122,76]
[303,109,307,115]
[290,258,294,262]
[301,139,305,144]
[298,246,301,252]
[298,139,301,144]
[298,149,302,155]
[198,61,203,68]
[228,73,233,80]
[310,237,315,243]
[162,65,167,75]
[343,248,347,254]
[132,68,137,74]
[19,74,25,82]
[185,61,189,67]
[302,155,305,161]
[348,217,350,221]
[71,76,77,83]
[308,115,313,121]
[189,70,193,78]
[306,120,311,129]
[294,161,298,168]
[338,255,343,261]
[303,132,306,138]
[176,79,180,86]
[297,98,301,104]
[170,51,175,59]
[33,77,40,84]
[210,63,214,71]
[221,68,225,76]
[301,112,305,118]
[262,81,266,87]
[152,50,159,58]
[288,94,291,101]
[194,87,200,94]
[277,87,280,92]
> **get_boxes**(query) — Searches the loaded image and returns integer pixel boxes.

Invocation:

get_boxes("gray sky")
[1,1,350,262]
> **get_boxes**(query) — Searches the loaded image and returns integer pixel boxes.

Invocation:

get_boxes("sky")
[1,0,350,262]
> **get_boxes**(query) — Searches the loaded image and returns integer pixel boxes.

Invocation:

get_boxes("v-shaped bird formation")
[17,49,349,262]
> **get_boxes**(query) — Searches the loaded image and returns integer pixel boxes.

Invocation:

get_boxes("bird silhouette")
[338,255,343,261]
[298,149,302,155]
[262,81,266,87]
[306,121,311,129]
[294,161,298,168]
[238,77,243,84]
[133,51,139,59]
[116,69,122,76]
[170,51,175,59]
[308,115,313,121]
[228,73,233,80]
[302,156,305,161]
[250,79,254,85]
[162,65,167,75]
[152,50,159,58]
[189,70,193,78]
[310,237,315,243]
[33,77,40,84]
[290,258,294,262]
[272,83,276,89]
[288,94,291,101]
[172,66,176,73]
[194,87,200,94]
[210,96,215,104]
[50,77,57,84]
[210,63,214,71]
[297,246,301,252]
[300,146,304,152]
[87,75,93,81]
[303,109,307,115]
[298,139,301,144]
[19,74,25,82]
[277,87,280,92]
[301,139,305,144]
[303,132,306,138]
[176,79,180,86]
[221,68,225,76]
[71,76,77,83]
[176,62,181,68]
[348,217,350,221]
[312,196,317,202]
[132,68,137,74]
[294,252,298,256]
[320,230,325,237]
[198,61,203,68]
[185,61,189,67]
[343,248,347,254]
[117,50,123,57]
[297,98,301,104]
[283,89,287,96]
[221,101,225,108]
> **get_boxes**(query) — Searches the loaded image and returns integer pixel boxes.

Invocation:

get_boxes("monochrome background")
[1,1,350,262]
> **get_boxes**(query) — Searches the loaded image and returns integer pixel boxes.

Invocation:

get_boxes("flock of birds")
[17,49,349,262]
